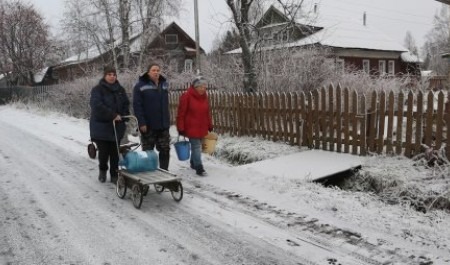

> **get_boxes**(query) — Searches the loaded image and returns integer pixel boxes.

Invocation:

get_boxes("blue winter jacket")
[89,79,130,142]
[133,74,170,130]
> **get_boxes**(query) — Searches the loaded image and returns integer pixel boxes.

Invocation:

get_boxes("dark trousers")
[94,140,119,180]
[141,129,170,170]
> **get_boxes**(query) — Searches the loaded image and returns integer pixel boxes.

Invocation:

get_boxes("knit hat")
[192,76,207,88]
[103,65,117,76]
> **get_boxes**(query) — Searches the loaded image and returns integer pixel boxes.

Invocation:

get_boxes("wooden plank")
[377,90,386,154]
[328,84,335,151]
[286,92,298,145]
[436,91,444,149]
[320,87,328,150]
[386,91,395,154]
[306,92,314,148]
[314,89,321,149]
[121,169,180,185]
[395,91,404,155]
[351,90,358,155]
[404,91,414,157]
[273,92,283,141]
[367,91,377,152]
[281,92,289,142]
[336,85,342,153]
[414,91,424,156]
[360,94,366,156]
[298,92,305,146]
[424,91,434,147]
[343,88,350,153]
[268,92,275,141]
[262,92,270,140]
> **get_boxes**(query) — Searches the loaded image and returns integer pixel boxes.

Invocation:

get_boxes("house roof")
[226,6,408,54]
[401,51,422,63]
[56,22,203,67]
[34,67,49,83]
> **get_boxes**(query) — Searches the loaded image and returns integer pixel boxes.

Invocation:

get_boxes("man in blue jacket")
[133,62,171,170]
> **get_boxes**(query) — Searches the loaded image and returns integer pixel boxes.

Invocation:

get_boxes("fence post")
[446,92,450,160]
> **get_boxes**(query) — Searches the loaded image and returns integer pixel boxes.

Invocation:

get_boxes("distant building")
[226,5,421,77]
[50,22,204,82]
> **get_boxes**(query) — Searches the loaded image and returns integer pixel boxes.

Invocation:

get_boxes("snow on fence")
[170,84,450,159]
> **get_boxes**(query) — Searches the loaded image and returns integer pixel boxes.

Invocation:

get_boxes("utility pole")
[194,0,201,75]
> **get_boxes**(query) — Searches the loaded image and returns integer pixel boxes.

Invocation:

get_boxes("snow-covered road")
[1,106,449,265]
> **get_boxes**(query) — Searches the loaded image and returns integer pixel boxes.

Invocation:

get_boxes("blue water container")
[122,150,159,173]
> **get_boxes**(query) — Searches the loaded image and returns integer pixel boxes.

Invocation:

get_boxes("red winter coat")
[176,86,213,139]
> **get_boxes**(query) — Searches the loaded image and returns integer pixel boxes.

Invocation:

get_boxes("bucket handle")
[177,135,189,142]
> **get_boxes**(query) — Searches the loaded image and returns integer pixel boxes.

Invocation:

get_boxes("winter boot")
[190,160,195,170]
[196,165,207,176]
[98,170,107,183]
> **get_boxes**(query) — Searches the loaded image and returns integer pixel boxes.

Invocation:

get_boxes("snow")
[1,104,450,264]
[226,6,408,55]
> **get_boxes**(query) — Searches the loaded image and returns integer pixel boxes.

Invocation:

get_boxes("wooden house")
[51,22,205,82]
[226,5,421,77]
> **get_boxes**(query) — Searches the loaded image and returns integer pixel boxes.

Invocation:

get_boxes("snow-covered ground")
[1,104,449,265]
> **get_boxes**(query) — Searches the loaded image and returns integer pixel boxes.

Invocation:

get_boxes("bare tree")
[422,5,450,74]
[0,0,51,85]
[404,31,419,56]
[225,0,258,93]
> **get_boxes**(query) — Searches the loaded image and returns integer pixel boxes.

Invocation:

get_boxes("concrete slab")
[237,150,362,182]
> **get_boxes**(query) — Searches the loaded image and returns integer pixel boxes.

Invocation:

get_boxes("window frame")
[184,59,193,73]
[388,60,395,75]
[336,58,345,73]
[363,59,370,74]
[378,60,386,76]
[165,34,178,44]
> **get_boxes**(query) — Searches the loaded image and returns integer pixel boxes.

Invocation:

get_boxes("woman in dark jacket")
[90,66,130,184]
[176,76,213,176]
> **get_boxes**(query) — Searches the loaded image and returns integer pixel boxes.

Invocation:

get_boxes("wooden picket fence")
[170,84,450,158]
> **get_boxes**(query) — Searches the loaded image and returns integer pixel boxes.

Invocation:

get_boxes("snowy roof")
[226,8,408,54]
[401,51,422,63]
[33,67,49,83]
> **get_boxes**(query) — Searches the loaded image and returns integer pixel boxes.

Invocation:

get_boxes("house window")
[184,59,193,72]
[277,30,289,42]
[378,60,386,75]
[363,60,370,74]
[336,59,345,73]
[165,34,178,44]
[388,60,395,75]
[169,59,178,73]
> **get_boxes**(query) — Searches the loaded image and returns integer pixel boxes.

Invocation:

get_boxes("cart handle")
[112,115,140,159]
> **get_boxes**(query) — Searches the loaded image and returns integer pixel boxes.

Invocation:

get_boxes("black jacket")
[89,79,130,142]
[132,74,170,130]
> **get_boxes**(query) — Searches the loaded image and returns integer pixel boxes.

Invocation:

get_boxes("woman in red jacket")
[176,76,213,176]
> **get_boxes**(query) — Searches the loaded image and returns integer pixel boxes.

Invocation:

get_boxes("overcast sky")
[30,0,444,53]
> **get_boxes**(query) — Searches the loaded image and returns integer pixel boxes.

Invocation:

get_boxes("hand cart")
[113,115,183,209]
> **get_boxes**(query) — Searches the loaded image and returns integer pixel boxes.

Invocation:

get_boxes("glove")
[178,131,185,136]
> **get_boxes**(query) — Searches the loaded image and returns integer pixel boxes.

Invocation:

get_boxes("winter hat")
[192,76,207,88]
[103,65,117,76]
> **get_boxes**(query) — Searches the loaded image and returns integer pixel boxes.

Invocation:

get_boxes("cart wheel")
[154,184,164,193]
[131,184,143,209]
[142,185,149,196]
[116,175,127,199]
[171,182,183,202]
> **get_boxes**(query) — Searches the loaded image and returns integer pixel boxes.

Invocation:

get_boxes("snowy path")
[1,106,449,264]
[0,120,364,265]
